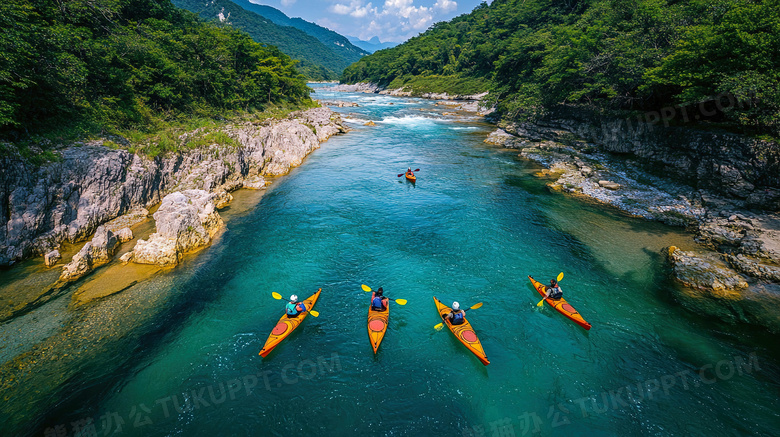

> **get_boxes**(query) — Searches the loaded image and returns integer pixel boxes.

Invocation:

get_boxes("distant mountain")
[171,0,363,80]
[231,0,369,61]
[345,36,399,53]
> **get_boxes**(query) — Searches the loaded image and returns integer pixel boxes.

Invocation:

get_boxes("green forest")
[172,0,365,81]
[341,0,780,135]
[0,0,311,144]
[227,0,369,66]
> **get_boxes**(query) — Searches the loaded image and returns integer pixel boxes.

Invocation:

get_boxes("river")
[1,84,778,436]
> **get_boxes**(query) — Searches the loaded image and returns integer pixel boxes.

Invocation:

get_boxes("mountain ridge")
[172,0,365,80]
[345,35,399,53]
[231,0,369,59]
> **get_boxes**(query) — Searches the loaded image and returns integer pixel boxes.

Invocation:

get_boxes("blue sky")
[249,0,490,43]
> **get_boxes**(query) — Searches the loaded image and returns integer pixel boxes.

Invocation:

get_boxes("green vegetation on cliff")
[341,0,780,134]
[0,0,311,142]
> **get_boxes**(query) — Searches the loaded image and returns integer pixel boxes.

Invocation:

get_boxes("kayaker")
[442,302,466,325]
[546,279,563,299]
[285,295,307,318]
[407,167,414,177]
[371,287,389,311]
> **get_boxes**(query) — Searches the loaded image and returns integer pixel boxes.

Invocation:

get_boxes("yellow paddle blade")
[395,299,407,305]
[536,298,545,307]
[469,302,483,310]
[272,292,283,300]
[434,322,444,331]
[361,284,371,292]
[309,310,319,317]
[557,272,564,282]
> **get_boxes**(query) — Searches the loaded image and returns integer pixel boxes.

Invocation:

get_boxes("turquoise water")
[7,85,780,436]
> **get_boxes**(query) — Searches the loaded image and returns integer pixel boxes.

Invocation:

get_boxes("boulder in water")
[130,190,224,266]
[60,226,119,282]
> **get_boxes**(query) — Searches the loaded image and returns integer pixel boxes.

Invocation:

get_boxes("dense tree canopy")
[341,0,780,134]
[0,0,310,139]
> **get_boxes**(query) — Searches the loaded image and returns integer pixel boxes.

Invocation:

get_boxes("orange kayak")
[528,276,591,330]
[367,302,390,354]
[259,288,321,357]
[433,296,490,365]
[405,172,416,182]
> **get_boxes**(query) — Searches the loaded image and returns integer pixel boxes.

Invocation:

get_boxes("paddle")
[361,284,407,305]
[397,169,420,177]
[536,272,565,307]
[271,292,319,317]
[434,302,483,331]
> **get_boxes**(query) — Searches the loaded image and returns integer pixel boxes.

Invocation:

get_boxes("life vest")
[372,296,384,309]
[286,302,299,315]
[451,310,464,324]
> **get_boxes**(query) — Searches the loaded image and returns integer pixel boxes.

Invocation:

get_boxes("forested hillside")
[341,0,780,134]
[173,0,365,80]
[229,0,369,62]
[0,0,309,141]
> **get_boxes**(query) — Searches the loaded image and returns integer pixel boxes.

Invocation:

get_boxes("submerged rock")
[667,246,748,298]
[130,190,224,266]
[243,175,266,190]
[485,129,527,148]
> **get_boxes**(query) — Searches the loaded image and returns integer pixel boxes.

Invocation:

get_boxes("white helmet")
[452,302,460,310]
[290,295,298,303]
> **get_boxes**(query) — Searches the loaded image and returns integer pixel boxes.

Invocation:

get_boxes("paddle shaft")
[397,168,420,177]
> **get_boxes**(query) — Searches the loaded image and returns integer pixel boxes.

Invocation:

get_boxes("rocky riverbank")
[0,107,346,267]
[485,116,780,332]
[323,82,493,115]
[0,107,346,320]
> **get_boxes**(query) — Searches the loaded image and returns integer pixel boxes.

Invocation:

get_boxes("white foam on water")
[380,115,445,126]
[342,117,370,124]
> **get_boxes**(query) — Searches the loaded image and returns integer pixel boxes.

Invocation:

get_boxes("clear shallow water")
[7,85,779,436]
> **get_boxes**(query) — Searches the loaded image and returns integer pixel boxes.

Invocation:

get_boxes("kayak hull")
[405,173,416,182]
[528,276,591,330]
[259,288,321,357]
[367,303,390,354]
[433,296,489,365]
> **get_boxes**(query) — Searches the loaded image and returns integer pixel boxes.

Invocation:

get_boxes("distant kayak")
[528,276,591,330]
[259,288,321,357]
[433,296,489,365]
[405,172,416,182]
[367,303,389,354]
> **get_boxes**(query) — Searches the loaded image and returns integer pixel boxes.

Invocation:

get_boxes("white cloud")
[352,2,376,18]
[331,3,352,14]
[380,0,433,34]
[331,1,377,18]
[319,0,473,43]
[433,0,457,13]
[281,0,297,6]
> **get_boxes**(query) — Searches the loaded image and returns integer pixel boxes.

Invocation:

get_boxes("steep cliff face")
[0,108,346,266]
[500,107,780,210]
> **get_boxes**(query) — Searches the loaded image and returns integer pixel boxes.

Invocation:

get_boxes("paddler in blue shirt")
[285,295,307,318]
[371,287,389,311]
